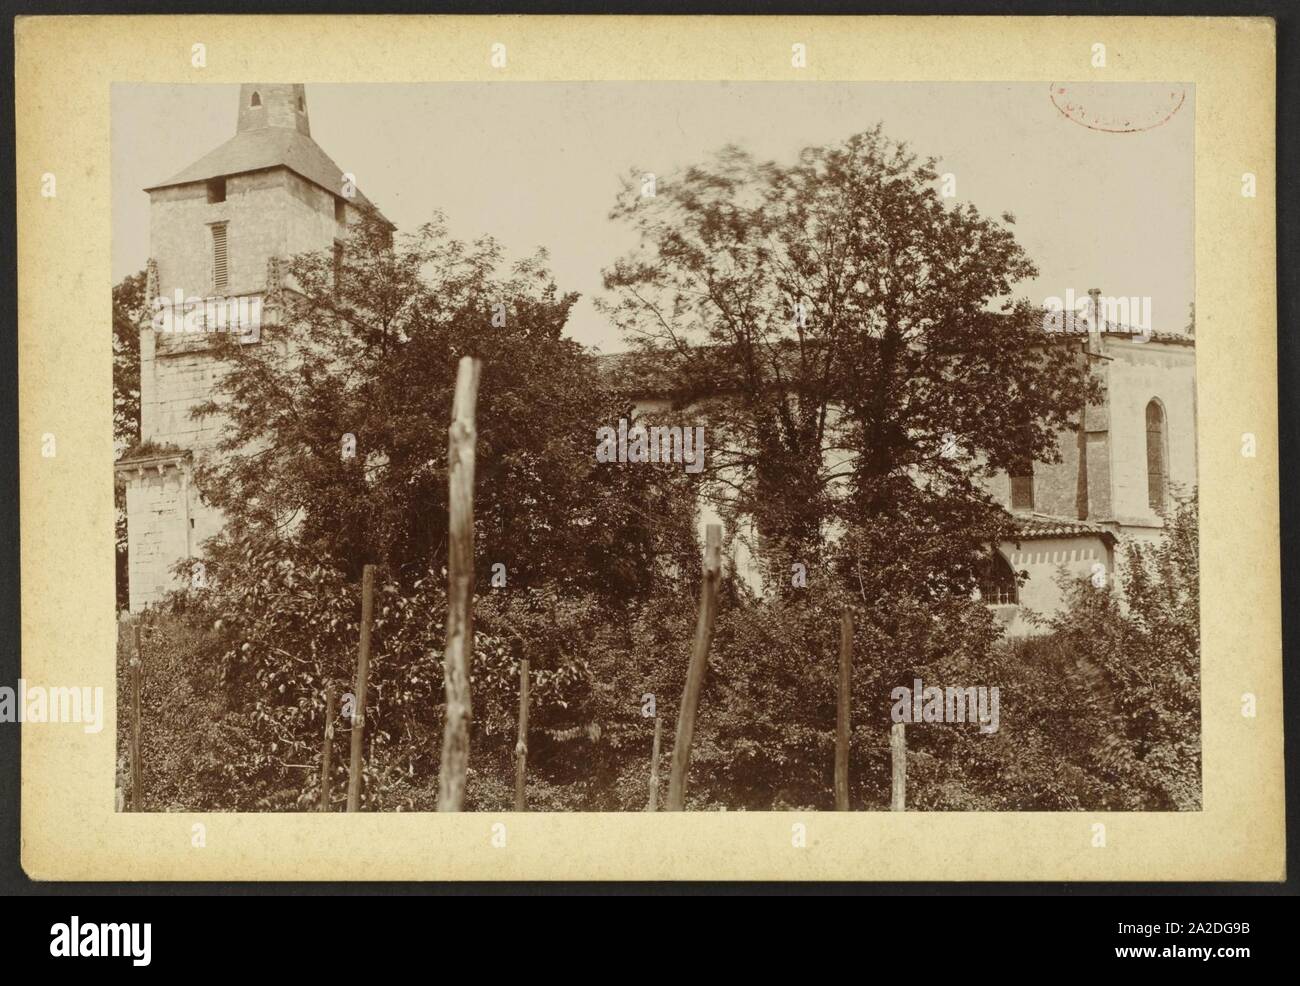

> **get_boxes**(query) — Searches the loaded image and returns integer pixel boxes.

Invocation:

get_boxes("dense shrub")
[895,494,1200,811]
[120,493,1198,812]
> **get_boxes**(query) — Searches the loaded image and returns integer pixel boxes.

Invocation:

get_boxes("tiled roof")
[145,128,385,219]
[1040,308,1194,346]
[594,341,806,399]
[1009,514,1117,543]
[595,348,695,398]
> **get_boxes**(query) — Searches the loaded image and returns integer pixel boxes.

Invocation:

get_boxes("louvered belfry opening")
[211,222,229,293]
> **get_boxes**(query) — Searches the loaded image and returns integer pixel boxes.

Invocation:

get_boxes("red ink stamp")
[1050,82,1187,133]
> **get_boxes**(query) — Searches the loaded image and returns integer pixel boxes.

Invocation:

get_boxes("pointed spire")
[237,84,310,137]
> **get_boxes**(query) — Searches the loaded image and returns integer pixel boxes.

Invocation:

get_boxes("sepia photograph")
[110,79,1200,815]
[5,4,1294,948]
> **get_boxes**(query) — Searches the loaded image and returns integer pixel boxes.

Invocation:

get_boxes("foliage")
[139,209,700,809]
[194,209,698,597]
[115,613,235,811]
[674,585,1002,810]
[140,537,604,811]
[1040,492,1201,809]
[113,270,146,450]
[900,493,1201,811]
[113,270,148,610]
[600,126,1099,576]
[126,496,1199,812]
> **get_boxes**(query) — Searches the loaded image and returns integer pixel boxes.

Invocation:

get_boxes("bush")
[899,493,1201,811]
[121,483,1199,811]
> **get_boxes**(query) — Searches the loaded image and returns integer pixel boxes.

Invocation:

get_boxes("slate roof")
[145,127,386,220]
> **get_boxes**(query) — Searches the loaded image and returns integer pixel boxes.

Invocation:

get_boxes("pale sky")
[113,82,1193,352]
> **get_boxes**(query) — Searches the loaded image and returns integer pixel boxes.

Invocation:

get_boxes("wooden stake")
[647,716,662,812]
[130,625,144,812]
[514,658,529,812]
[319,683,336,812]
[438,356,481,812]
[835,607,852,811]
[346,564,376,812]
[890,721,906,811]
[666,523,722,811]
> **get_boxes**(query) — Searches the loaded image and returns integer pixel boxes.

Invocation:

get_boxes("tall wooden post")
[514,658,529,811]
[890,721,906,811]
[319,683,336,812]
[438,356,481,812]
[835,608,853,811]
[130,625,144,812]
[647,716,662,812]
[347,564,376,812]
[666,523,722,811]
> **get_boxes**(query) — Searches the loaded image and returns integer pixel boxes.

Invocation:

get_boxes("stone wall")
[127,165,352,610]
[984,337,1196,532]
[149,168,350,302]
[997,532,1115,636]
[1104,338,1197,531]
[120,459,191,612]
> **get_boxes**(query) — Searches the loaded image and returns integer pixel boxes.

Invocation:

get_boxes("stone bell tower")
[237,83,312,136]
[116,83,384,611]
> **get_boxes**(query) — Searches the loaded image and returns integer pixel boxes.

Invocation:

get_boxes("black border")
[1,0,1295,898]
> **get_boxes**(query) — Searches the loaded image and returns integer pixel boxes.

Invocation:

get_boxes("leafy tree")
[113,270,146,449]
[601,126,1099,594]
[906,492,1201,811]
[1051,491,1200,809]
[167,535,593,810]
[113,270,148,610]
[164,208,700,808]
[598,128,1103,798]
[196,209,698,596]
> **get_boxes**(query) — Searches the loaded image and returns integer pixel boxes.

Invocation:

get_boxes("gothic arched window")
[250,91,261,107]
[978,551,1019,606]
[1146,399,1168,514]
